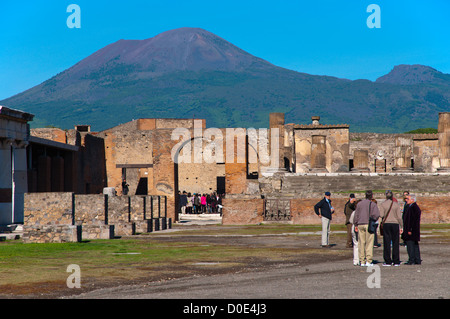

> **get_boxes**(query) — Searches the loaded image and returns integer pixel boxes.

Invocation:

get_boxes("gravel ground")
[67,225,450,300]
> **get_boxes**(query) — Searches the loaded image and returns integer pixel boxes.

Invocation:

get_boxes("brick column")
[438,112,450,171]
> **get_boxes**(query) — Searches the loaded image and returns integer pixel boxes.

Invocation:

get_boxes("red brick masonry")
[222,197,450,225]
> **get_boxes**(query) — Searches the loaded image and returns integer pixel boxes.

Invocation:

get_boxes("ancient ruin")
[1,105,449,243]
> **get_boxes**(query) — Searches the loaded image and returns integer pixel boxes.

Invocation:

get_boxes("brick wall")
[291,196,450,225]
[222,195,450,225]
[222,197,264,225]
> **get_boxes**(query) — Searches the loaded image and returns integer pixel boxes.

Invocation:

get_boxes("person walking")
[344,194,357,248]
[402,194,422,265]
[314,191,334,247]
[353,190,380,266]
[379,190,403,266]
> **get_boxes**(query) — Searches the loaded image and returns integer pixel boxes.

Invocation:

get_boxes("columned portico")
[0,106,34,225]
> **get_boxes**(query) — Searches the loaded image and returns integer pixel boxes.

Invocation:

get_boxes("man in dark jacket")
[180,191,188,214]
[344,194,357,248]
[402,194,422,265]
[314,192,334,247]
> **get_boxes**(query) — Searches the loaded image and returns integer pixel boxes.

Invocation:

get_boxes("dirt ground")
[3,223,450,300]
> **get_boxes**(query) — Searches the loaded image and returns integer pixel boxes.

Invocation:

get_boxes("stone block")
[22,225,80,243]
[222,198,264,225]
[82,224,114,240]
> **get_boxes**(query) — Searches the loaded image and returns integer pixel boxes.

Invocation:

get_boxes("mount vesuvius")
[1,27,449,132]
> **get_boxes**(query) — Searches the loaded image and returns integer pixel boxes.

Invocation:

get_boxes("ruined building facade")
[2,105,450,229]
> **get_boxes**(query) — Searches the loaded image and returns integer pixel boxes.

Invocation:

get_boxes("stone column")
[438,112,450,171]
[393,136,412,171]
[269,113,285,171]
[352,149,369,172]
[12,141,29,224]
[0,138,13,225]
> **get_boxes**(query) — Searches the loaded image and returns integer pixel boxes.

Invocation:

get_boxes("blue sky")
[1,0,449,100]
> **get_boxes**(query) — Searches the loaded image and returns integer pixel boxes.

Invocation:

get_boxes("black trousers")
[406,240,421,264]
[382,223,400,264]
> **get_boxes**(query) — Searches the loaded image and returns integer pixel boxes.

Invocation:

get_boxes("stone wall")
[23,192,168,243]
[22,225,81,244]
[260,173,450,197]
[349,133,439,173]
[74,194,105,225]
[24,192,74,226]
[294,125,350,173]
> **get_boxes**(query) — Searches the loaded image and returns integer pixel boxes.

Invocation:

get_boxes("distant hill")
[1,27,449,133]
[376,64,450,85]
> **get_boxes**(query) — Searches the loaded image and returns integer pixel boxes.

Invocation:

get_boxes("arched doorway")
[173,136,226,221]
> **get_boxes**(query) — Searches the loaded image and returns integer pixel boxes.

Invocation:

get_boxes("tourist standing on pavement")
[180,191,188,214]
[201,194,207,213]
[194,193,201,214]
[186,192,193,214]
[353,190,380,266]
[402,194,422,265]
[379,190,403,266]
[344,194,357,248]
[349,199,361,265]
[400,191,410,246]
[314,191,334,247]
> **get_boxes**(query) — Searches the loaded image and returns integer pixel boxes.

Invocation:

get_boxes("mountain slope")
[376,64,450,85]
[1,28,450,133]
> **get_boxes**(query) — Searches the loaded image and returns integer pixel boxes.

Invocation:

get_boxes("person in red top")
[201,194,207,213]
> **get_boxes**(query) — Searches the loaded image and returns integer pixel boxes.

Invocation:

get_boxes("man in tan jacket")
[353,190,380,266]
[379,190,403,266]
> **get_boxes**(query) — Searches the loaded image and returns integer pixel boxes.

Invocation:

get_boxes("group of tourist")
[314,190,422,267]
[178,191,223,215]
